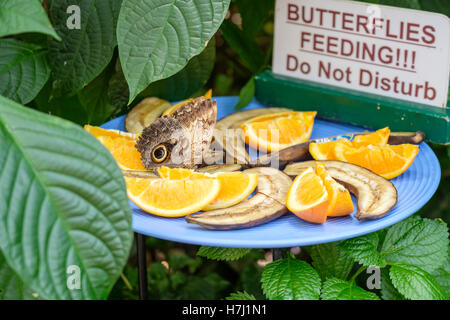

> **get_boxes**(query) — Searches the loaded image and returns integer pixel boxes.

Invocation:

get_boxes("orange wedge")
[286,167,329,224]
[352,127,390,148]
[241,111,316,152]
[84,125,146,171]
[315,162,354,217]
[157,167,258,210]
[125,176,220,217]
[162,89,213,116]
[334,143,419,179]
[203,172,258,210]
[309,138,352,161]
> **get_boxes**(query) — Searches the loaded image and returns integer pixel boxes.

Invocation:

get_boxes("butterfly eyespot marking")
[152,145,167,163]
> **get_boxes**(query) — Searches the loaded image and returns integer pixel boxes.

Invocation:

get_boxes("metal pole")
[272,248,289,261]
[135,233,148,300]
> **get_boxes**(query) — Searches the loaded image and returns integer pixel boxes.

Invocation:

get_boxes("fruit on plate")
[157,166,258,211]
[241,111,317,152]
[125,97,172,134]
[284,161,398,220]
[84,125,146,171]
[125,175,221,217]
[309,127,390,161]
[351,127,390,148]
[315,162,354,217]
[334,143,419,179]
[186,167,292,230]
[203,171,258,211]
[286,167,330,224]
[162,89,212,117]
[214,107,292,165]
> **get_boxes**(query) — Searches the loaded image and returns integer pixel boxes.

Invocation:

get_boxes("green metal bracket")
[255,70,450,144]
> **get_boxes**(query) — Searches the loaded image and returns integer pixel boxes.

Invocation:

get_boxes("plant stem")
[120,272,133,291]
[350,266,367,282]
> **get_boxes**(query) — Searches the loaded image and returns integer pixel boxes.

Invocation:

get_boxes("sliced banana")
[125,97,172,134]
[214,108,292,165]
[284,161,397,220]
[185,167,292,230]
[197,164,243,174]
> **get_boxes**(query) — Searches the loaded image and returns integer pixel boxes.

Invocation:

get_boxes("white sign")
[273,0,450,108]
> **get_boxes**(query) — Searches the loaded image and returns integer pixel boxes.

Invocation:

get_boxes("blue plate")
[102,97,441,248]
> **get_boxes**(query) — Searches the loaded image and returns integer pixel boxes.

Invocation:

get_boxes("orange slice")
[309,138,352,161]
[203,172,258,210]
[157,167,258,210]
[84,125,146,171]
[286,167,329,224]
[315,162,354,217]
[125,176,220,217]
[352,127,390,148]
[241,111,317,152]
[162,89,213,117]
[334,143,419,179]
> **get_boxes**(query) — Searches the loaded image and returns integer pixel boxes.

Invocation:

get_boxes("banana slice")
[125,97,172,134]
[214,108,292,165]
[185,167,292,230]
[284,161,397,220]
[197,164,243,174]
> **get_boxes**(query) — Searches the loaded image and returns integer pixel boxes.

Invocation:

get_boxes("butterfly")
[136,97,217,169]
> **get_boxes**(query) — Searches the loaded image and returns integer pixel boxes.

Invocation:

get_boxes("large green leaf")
[381,216,449,273]
[0,0,60,40]
[234,77,255,110]
[0,39,50,104]
[0,251,37,300]
[48,0,122,95]
[197,246,251,261]
[32,77,89,126]
[310,242,354,281]
[78,63,116,126]
[389,264,447,300]
[0,95,133,299]
[220,19,265,73]
[117,0,230,103]
[341,232,386,267]
[321,278,380,300]
[380,267,404,300]
[431,249,450,297]
[261,255,321,300]
[139,37,216,101]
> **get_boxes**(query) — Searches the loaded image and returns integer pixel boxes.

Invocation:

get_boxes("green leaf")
[321,278,380,300]
[419,0,450,17]
[261,256,321,300]
[381,216,449,273]
[48,0,122,95]
[341,232,386,267]
[220,19,265,73]
[431,249,450,297]
[0,39,50,104]
[197,246,251,261]
[234,77,255,110]
[32,77,89,126]
[117,0,230,103]
[0,251,37,300]
[226,291,256,300]
[0,0,60,40]
[235,0,274,39]
[78,63,116,126]
[0,95,133,299]
[179,273,229,300]
[139,37,216,101]
[310,242,354,281]
[380,268,404,300]
[389,264,447,300]
[241,264,265,299]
